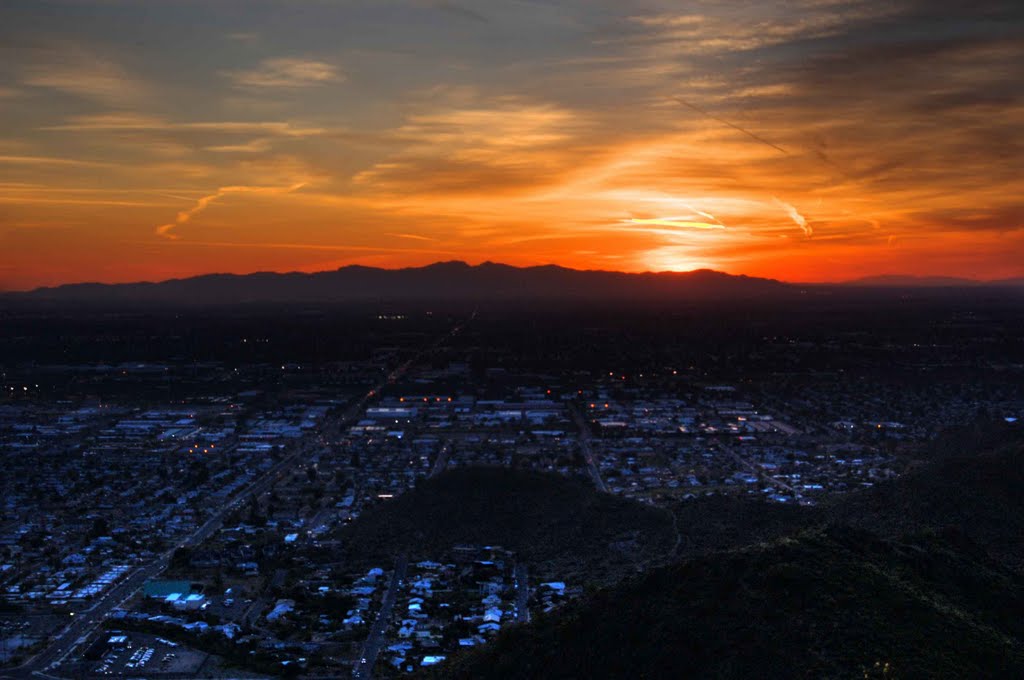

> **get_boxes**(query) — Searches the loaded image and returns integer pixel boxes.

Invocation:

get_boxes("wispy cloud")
[627,217,725,230]
[353,98,586,195]
[155,182,307,240]
[385,232,438,242]
[21,48,146,104]
[43,114,325,137]
[0,154,111,168]
[161,240,458,257]
[225,31,260,43]
[205,139,272,153]
[224,58,343,88]
[774,197,812,237]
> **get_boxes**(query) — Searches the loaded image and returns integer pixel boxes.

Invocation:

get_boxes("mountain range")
[845,274,1024,287]
[5,262,1021,306]
[1,262,787,305]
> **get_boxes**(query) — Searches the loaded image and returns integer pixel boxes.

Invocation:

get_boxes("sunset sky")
[1,0,1022,290]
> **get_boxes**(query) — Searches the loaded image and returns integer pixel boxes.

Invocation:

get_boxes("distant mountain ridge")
[5,262,1022,305]
[845,274,1024,287]
[3,261,792,305]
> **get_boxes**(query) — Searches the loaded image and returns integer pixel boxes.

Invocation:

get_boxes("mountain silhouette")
[3,262,791,305]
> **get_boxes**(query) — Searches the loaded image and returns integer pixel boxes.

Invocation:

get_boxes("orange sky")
[1,0,1022,290]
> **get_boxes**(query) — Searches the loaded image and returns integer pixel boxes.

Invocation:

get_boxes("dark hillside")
[668,495,820,559]
[434,526,1024,679]
[338,467,677,584]
[828,425,1024,568]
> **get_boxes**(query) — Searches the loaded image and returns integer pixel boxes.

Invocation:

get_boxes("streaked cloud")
[627,217,725,230]
[42,114,326,137]
[155,182,307,240]
[224,58,343,88]
[226,31,260,43]
[385,232,438,242]
[20,47,146,104]
[774,198,812,238]
[0,155,111,168]
[205,139,272,153]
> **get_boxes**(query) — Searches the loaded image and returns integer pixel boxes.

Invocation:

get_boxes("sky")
[1,0,1022,290]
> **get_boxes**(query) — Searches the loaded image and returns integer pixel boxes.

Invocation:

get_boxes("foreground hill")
[667,494,820,559]
[435,526,1024,679]
[423,426,1024,678]
[5,261,790,305]
[827,428,1024,569]
[339,467,677,585]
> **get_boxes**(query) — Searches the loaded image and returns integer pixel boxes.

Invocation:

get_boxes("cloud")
[43,114,326,137]
[627,217,725,230]
[621,4,900,56]
[774,198,812,237]
[0,155,111,168]
[224,58,343,88]
[353,99,587,195]
[385,232,438,242]
[160,239,459,257]
[226,31,260,43]
[428,1,489,23]
[155,182,307,240]
[205,139,272,153]
[21,48,146,104]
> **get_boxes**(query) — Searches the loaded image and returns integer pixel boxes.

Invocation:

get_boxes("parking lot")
[91,633,208,676]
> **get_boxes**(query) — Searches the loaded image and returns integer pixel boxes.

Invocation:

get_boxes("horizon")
[5,259,1022,294]
[2,1,1023,289]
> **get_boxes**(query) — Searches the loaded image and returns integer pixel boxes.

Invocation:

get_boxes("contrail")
[155,182,306,239]
[673,97,789,155]
[688,206,726,227]
[773,197,812,237]
[385,232,438,242]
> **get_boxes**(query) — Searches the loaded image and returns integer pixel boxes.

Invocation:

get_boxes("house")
[266,599,295,622]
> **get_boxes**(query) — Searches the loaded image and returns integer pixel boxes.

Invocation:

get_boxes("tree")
[88,517,109,539]
[170,546,193,570]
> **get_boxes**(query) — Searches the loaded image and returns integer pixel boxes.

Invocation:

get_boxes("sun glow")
[640,247,719,273]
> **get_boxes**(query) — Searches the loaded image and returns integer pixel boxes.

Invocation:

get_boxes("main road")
[568,402,608,493]
[352,554,408,680]
[428,440,452,479]
[514,563,530,624]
